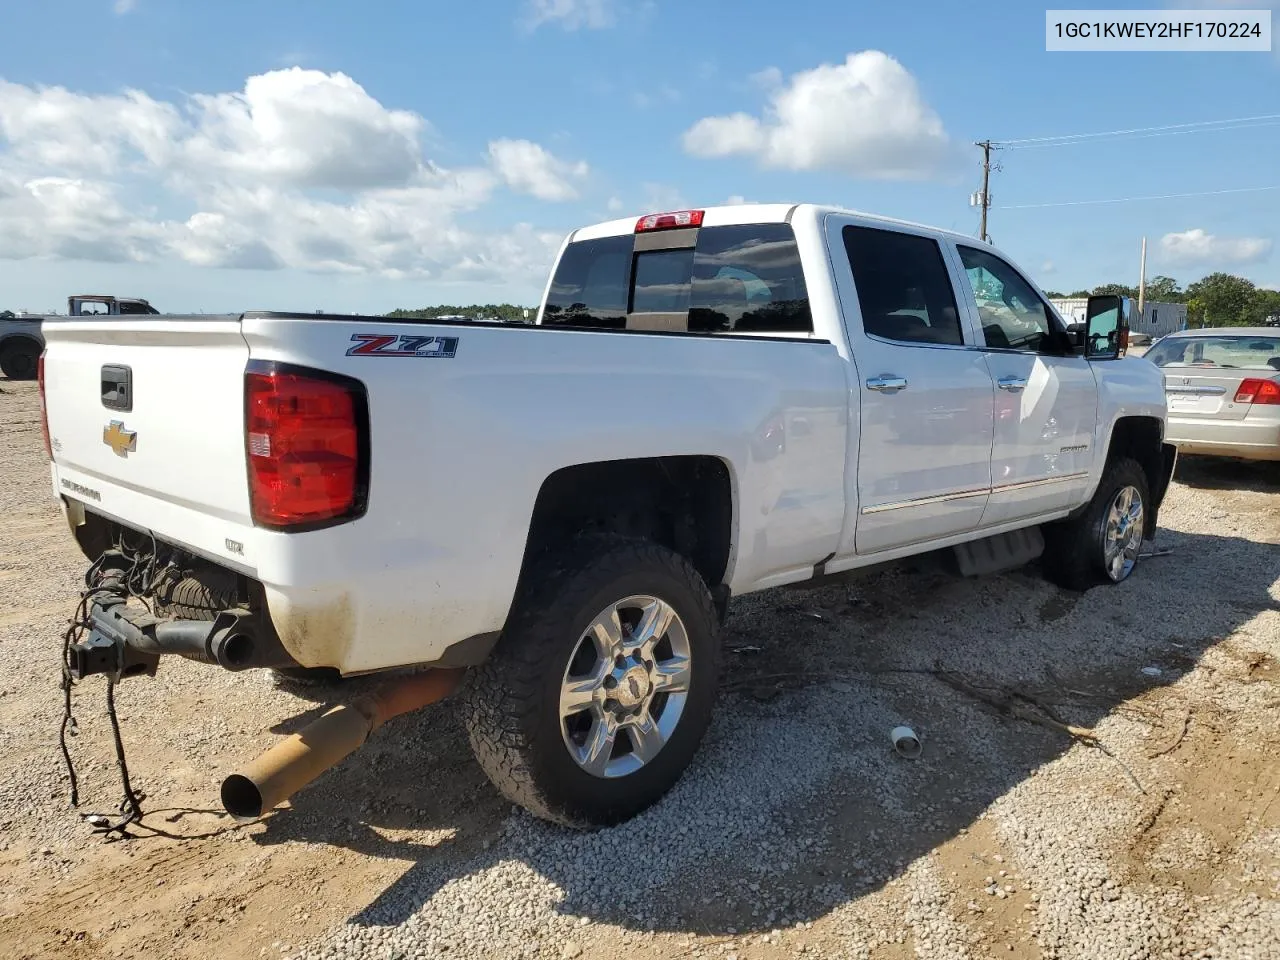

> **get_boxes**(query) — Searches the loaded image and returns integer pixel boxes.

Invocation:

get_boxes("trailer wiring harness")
[58,532,173,838]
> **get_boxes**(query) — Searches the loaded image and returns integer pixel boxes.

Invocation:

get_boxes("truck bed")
[42,311,849,673]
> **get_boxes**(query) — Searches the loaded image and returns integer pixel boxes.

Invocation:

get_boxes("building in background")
[1050,298,1188,338]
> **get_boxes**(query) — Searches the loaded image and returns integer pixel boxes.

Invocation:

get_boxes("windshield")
[1145,335,1280,370]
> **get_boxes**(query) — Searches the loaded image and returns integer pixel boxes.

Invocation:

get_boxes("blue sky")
[0,0,1277,313]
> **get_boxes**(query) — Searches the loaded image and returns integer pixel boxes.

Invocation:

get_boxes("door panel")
[950,242,1098,524]
[826,218,996,556]
[980,352,1096,524]
[855,350,998,551]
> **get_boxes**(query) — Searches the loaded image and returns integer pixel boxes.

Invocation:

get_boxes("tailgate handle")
[101,365,133,412]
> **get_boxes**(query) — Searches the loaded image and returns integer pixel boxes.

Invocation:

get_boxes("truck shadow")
[1173,454,1280,493]
[250,523,1280,943]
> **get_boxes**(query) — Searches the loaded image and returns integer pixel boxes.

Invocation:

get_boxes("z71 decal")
[346,333,460,358]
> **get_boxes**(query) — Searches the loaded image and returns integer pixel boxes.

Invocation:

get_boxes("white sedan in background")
[1145,328,1280,462]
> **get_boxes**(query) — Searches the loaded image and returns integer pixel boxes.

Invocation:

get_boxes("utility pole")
[973,140,998,243]
[1137,236,1147,314]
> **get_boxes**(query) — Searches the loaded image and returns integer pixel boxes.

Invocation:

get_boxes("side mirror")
[1083,295,1133,360]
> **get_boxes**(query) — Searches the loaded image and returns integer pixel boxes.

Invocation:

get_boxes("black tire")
[1042,457,1150,591]
[461,536,721,828]
[0,341,39,380]
[153,570,238,620]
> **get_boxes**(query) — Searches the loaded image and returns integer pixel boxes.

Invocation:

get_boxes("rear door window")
[541,223,813,335]
[842,226,964,345]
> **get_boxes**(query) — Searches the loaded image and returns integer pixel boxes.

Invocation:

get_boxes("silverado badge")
[103,420,137,458]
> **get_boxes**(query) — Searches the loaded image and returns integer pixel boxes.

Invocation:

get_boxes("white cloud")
[1159,228,1273,267]
[0,174,162,263]
[0,70,426,190]
[523,0,615,30]
[0,70,569,282]
[1041,260,1056,274]
[487,138,588,201]
[181,69,427,189]
[682,51,953,180]
[0,80,181,174]
[724,195,749,205]
[606,196,624,212]
[113,0,136,13]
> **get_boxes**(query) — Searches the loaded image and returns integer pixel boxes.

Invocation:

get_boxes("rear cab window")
[541,222,813,336]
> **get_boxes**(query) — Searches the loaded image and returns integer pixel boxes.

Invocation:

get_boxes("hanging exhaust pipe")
[220,667,465,821]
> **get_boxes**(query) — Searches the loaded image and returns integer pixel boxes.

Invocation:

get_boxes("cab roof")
[1160,326,1280,339]
[568,202,982,247]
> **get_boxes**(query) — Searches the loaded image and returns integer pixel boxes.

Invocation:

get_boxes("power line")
[997,112,1280,148]
[1005,119,1280,149]
[996,184,1280,210]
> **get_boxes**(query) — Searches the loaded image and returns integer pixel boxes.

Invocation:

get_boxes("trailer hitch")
[67,599,261,680]
[66,600,160,682]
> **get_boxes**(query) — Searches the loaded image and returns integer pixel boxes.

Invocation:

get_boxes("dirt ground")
[0,377,1277,960]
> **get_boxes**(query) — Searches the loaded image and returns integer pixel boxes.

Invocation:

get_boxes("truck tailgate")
[42,315,256,567]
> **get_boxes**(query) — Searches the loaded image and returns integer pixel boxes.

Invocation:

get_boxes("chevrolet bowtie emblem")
[103,420,137,458]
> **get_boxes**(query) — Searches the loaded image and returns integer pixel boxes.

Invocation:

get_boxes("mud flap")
[952,526,1046,578]
[1146,442,1178,539]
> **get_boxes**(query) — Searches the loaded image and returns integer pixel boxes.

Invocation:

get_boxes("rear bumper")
[66,558,301,681]
[1166,415,1280,462]
[59,489,514,675]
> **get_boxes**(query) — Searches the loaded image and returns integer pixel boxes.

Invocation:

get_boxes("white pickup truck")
[40,203,1176,829]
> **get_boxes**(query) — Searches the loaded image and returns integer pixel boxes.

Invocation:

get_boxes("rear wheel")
[0,341,39,380]
[462,536,721,827]
[1043,457,1150,591]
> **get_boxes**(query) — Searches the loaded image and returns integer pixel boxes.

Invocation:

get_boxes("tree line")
[1044,273,1280,328]
[387,304,534,322]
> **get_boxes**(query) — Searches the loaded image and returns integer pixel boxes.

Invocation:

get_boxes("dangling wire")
[102,676,145,832]
[58,542,155,837]
[58,554,108,808]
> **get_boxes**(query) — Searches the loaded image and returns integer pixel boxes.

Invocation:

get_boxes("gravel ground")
[0,378,1277,960]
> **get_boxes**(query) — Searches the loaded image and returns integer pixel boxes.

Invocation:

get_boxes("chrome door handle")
[996,376,1028,392]
[866,375,908,393]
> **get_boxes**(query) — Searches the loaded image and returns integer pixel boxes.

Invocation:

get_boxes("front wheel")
[1043,457,1150,591]
[461,536,721,827]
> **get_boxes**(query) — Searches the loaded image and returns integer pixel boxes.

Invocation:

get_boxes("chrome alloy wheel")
[1103,484,1145,582]
[559,595,692,779]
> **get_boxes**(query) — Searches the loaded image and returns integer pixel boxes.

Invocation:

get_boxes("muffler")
[220,668,465,821]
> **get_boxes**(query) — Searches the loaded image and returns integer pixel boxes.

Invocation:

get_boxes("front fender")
[1085,357,1168,490]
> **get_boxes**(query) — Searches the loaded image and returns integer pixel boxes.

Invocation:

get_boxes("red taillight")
[635,209,705,233]
[1234,377,1280,405]
[37,352,52,460]
[244,363,368,529]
